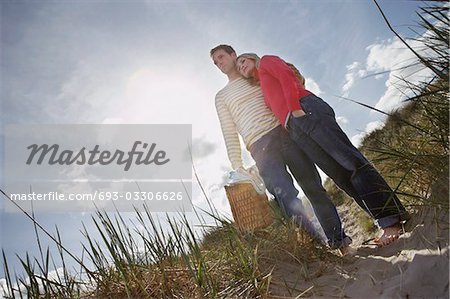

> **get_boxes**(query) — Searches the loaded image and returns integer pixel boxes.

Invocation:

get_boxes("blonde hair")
[237,53,261,64]
[286,62,306,87]
[236,53,261,86]
[237,53,306,87]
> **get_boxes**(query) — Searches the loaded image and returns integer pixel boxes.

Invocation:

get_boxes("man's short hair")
[210,44,236,57]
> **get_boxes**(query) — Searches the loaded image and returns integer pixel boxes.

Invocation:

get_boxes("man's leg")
[280,130,351,249]
[249,127,318,239]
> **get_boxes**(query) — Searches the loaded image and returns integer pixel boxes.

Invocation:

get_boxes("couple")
[211,44,409,255]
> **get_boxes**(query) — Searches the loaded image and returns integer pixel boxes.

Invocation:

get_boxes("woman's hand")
[292,109,306,118]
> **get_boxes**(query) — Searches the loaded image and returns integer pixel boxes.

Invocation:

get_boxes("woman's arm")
[259,55,304,112]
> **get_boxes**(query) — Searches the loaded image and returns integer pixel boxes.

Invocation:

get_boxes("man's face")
[211,49,237,75]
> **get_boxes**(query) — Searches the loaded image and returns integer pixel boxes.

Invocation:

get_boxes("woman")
[236,53,410,246]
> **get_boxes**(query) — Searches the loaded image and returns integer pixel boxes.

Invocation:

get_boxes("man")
[211,44,353,255]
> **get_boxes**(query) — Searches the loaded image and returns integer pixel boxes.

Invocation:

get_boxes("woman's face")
[237,57,256,78]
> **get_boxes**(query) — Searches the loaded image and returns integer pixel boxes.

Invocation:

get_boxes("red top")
[257,55,311,127]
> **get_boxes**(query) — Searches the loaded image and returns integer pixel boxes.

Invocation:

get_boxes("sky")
[0,0,433,289]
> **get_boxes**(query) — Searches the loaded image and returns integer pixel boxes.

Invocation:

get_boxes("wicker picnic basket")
[225,182,273,232]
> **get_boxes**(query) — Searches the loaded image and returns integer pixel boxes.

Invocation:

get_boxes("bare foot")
[338,245,356,257]
[374,223,404,247]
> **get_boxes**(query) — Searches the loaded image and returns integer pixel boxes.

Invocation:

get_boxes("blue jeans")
[287,94,410,228]
[250,126,350,248]
[249,127,316,237]
[280,129,351,248]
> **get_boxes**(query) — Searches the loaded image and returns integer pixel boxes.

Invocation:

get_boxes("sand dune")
[268,206,449,298]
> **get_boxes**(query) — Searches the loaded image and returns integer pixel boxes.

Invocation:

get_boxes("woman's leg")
[288,95,409,228]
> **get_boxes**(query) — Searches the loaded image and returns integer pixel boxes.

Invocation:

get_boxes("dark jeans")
[250,126,351,248]
[280,129,351,248]
[249,126,316,237]
[287,94,410,228]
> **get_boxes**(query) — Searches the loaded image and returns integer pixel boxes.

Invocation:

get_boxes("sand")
[267,206,449,298]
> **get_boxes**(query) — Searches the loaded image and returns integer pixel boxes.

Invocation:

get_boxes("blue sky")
[1,0,432,287]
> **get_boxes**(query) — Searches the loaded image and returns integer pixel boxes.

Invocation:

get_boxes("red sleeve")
[260,56,302,111]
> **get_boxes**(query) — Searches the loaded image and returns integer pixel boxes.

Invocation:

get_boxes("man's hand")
[292,109,306,118]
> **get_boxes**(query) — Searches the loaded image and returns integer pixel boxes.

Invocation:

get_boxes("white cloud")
[342,73,356,97]
[0,268,67,298]
[347,61,360,71]
[366,120,384,133]
[0,278,8,298]
[341,61,364,97]
[305,77,322,96]
[366,38,405,71]
[351,120,384,148]
[358,69,367,77]
[365,37,434,112]
[336,116,349,126]
[341,24,436,112]
[374,74,384,80]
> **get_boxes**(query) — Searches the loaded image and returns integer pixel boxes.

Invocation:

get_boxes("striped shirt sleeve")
[215,94,243,169]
